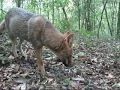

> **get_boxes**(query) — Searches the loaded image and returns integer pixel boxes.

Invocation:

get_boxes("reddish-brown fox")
[0,8,74,75]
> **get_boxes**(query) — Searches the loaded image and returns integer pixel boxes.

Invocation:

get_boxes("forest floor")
[0,34,120,90]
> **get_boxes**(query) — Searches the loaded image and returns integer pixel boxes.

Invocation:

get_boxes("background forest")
[0,0,120,90]
[0,0,120,39]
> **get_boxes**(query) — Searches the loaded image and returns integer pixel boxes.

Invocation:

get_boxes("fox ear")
[64,32,74,47]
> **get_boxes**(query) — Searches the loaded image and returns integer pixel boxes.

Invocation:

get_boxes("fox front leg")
[34,48,45,76]
[11,38,18,58]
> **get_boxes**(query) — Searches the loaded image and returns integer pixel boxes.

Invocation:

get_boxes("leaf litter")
[0,35,120,90]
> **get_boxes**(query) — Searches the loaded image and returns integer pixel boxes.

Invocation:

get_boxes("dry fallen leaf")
[20,83,27,90]
[70,81,79,89]
[47,78,54,85]
[8,55,15,60]
[72,75,85,82]
[112,82,120,88]
[106,73,114,79]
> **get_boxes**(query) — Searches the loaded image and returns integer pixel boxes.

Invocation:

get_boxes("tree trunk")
[52,0,54,24]
[97,0,108,38]
[16,0,21,7]
[62,6,70,30]
[93,0,95,31]
[47,2,49,20]
[39,0,41,14]
[78,8,80,30]
[117,2,120,39]
[0,0,4,19]
[85,0,92,31]
[105,7,112,36]
[73,0,81,30]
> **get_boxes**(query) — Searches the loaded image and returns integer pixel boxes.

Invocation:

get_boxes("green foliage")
[54,0,69,7]
[0,0,119,38]
[0,13,5,21]
[30,0,38,7]
[74,28,96,38]
[57,19,70,32]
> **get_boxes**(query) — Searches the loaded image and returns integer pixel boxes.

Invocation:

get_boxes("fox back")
[5,8,35,41]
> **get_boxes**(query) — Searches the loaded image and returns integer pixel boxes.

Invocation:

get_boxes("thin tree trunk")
[73,0,81,30]
[0,0,3,19]
[62,7,70,30]
[21,0,24,8]
[117,2,120,39]
[78,7,80,30]
[85,0,92,31]
[105,7,112,36]
[81,0,85,29]
[111,1,115,31]
[47,3,49,20]
[93,0,95,31]
[38,0,41,14]
[52,0,54,24]
[97,0,108,38]
[16,0,21,7]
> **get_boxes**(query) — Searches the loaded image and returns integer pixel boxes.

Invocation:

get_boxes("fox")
[0,8,74,75]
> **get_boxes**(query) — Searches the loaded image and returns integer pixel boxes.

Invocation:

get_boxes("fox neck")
[43,28,64,52]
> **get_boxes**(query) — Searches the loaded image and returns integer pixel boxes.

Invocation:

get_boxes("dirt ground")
[0,34,120,90]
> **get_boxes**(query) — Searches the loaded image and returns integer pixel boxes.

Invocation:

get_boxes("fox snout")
[61,56,73,67]
[57,55,72,67]
[63,60,73,67]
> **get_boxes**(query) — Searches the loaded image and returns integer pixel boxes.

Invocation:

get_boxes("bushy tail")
[0,20,5,34]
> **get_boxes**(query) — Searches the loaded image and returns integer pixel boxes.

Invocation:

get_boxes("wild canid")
[0,8,74,75]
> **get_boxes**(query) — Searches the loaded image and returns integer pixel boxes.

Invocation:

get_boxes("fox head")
[56,32,74,67]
